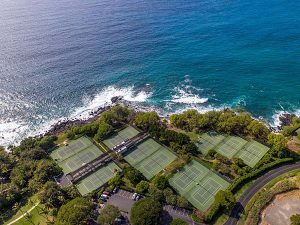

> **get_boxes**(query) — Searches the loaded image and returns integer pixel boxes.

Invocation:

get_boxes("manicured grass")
[13,205,48,225]
[3,196,47,225]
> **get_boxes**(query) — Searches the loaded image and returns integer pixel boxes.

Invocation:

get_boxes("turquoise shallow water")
[0,0,299,146]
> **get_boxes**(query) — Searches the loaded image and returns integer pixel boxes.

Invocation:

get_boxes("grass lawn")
[3,195,49,225]
[13,205,49,225]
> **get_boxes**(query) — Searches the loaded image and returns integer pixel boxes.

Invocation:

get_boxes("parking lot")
[105,189,136,214]
[103,189,202,225]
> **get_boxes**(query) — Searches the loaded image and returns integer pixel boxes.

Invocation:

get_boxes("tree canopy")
[97,205,121,225]
[55,197,93,225]
[291,214,300,225]
[131,198,162,225]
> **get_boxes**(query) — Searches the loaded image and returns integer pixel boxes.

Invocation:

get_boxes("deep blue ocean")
[0,0,299,146]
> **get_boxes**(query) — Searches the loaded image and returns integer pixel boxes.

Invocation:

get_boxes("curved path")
[6,202,39,225]
[225,161,300,225]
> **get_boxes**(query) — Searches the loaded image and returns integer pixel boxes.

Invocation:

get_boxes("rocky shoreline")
[41,97,296,138]
[44,105,111,136]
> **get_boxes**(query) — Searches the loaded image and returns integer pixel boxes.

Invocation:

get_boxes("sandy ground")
[287,136,300,152]
[260,190,300,225]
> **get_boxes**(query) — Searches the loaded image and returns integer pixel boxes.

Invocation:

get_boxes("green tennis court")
[169,160,229,211]
[243,141,269,158]
[124,138,177,179]
[196,133,226,155]
[76,162,120,195]
[235,150,260,168]
[186,174,230,211]
[169,160,210,195]
[103,126,139,149]
[236,141,269,167]
[215,136,247,158]
[58,144,103,174]
[51,137,93,161]
[134,147,177,179]
[118,126,139,140]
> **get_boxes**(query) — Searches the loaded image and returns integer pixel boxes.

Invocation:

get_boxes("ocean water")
[0,0,299,147]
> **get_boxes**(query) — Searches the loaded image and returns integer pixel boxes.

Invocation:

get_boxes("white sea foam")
[0,86,152,148]
[70,86,152,119]
[0,121,29,147]
[170,87,208,104]
[271,108,300,129]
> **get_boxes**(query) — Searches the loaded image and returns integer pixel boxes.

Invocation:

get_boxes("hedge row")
[204,199,221,222]
[229,158,294,193]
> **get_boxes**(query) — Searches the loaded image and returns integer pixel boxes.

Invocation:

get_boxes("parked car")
[103,191,110,196]
[99,197,107,202]
[101,194,109,199]
[135,194,142,201]
[132,193,138,200]
[113,186,119,193]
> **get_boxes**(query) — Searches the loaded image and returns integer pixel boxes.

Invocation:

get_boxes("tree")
[170,218,188,225]
[267,133,288,157]
[170,114,186,128]
[291,214,300,225]
[136,180,149,194]
[215,190,235,213]
[38,136,57,151]
[134,112,160,130]
[124,167,143,186]
[97,205,121,225]
[152,175,168,190]
[94,122,113,141]
[28,160,61,192]
[131,198,162,225]
[176,196,189,208]
[247,120,270,140]
[148,186,164,202]
[38,181,66,209]
[108,173,122,186]
[55,197,93,225]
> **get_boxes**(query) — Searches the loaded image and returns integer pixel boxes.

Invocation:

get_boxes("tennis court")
[169,160,229,211]
[215,136,248,158]
[76,162,120,195]
[169,160,210,195]
[58,144,103,174]
[103,126,139,149]
[51,137,93,161]
[196,133,226,155]
[135,148,177,179]
[236,141,269,167]
[123,138,161,166]
[186,174,230,211]
[124,138,177,179]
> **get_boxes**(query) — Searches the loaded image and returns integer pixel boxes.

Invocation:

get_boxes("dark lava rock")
[279,113,296,127]
[111,96,123,104]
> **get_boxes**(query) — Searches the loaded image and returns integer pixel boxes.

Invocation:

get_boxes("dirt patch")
[288,137,300,152]
[260,190,300,225]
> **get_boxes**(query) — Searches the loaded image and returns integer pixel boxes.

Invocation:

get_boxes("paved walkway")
[6,202,39,225]
[225,161,300,225]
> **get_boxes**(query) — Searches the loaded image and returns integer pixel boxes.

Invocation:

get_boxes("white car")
[132,193,138,200]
